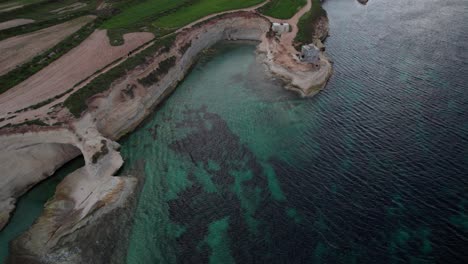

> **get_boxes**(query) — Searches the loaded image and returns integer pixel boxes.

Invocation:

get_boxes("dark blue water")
[120,0,468,263]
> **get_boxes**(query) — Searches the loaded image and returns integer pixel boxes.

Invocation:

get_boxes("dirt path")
[0,18,35,30]
[0,15,96,76]
[262,0,312,48]
[0,30,154,116]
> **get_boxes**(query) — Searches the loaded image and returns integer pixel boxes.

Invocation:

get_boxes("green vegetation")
[64,34,176,117]
[258,0,306,19]
[138,56,176,86]
[0,18,103,94]
[152,0,264,30]
[102,0,190,45]
[294,0,326,49]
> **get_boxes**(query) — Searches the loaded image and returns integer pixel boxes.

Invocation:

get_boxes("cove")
[120,42,303,263]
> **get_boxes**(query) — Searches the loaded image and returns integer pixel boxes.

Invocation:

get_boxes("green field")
[152,0,265,30]
[294,0,326,49]
[258,0,307,19]
[102,0,188,30]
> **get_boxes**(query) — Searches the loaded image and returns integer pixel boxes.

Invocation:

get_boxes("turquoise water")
[121,43,300,263]
[0,157,84,263]
[121,0,468,262]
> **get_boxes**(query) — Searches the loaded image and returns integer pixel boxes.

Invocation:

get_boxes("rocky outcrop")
[313,15,329,42]
[0,130,81,231]
[2,116,137,263]
[357,0,369,5]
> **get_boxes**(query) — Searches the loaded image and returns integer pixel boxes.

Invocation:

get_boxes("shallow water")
[121,0,468,263]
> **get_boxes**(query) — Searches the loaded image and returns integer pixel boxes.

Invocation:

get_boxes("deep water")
[122,0,468,263]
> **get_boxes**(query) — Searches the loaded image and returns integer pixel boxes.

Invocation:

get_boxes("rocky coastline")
[0,7,332,263]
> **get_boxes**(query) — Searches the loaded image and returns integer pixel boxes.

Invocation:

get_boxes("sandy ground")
[0,30,154,116]
[0,18,35,30]
[0,15,96,76]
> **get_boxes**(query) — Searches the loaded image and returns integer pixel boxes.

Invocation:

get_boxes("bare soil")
[0,15,96,76]
[0,18,35,30]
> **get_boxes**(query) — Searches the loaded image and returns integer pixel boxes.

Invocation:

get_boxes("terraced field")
[0,15,95,76]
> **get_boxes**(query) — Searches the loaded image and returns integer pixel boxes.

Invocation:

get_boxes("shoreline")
[0,2,332,262]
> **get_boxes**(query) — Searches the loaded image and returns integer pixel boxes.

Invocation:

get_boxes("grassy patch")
[152,0,265,30]
[64,34,177,117]
[294,0,326,49]
[102,0,188,30]
[258,0,306,19]
[0,18,103,94]
[102,0,190,45]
